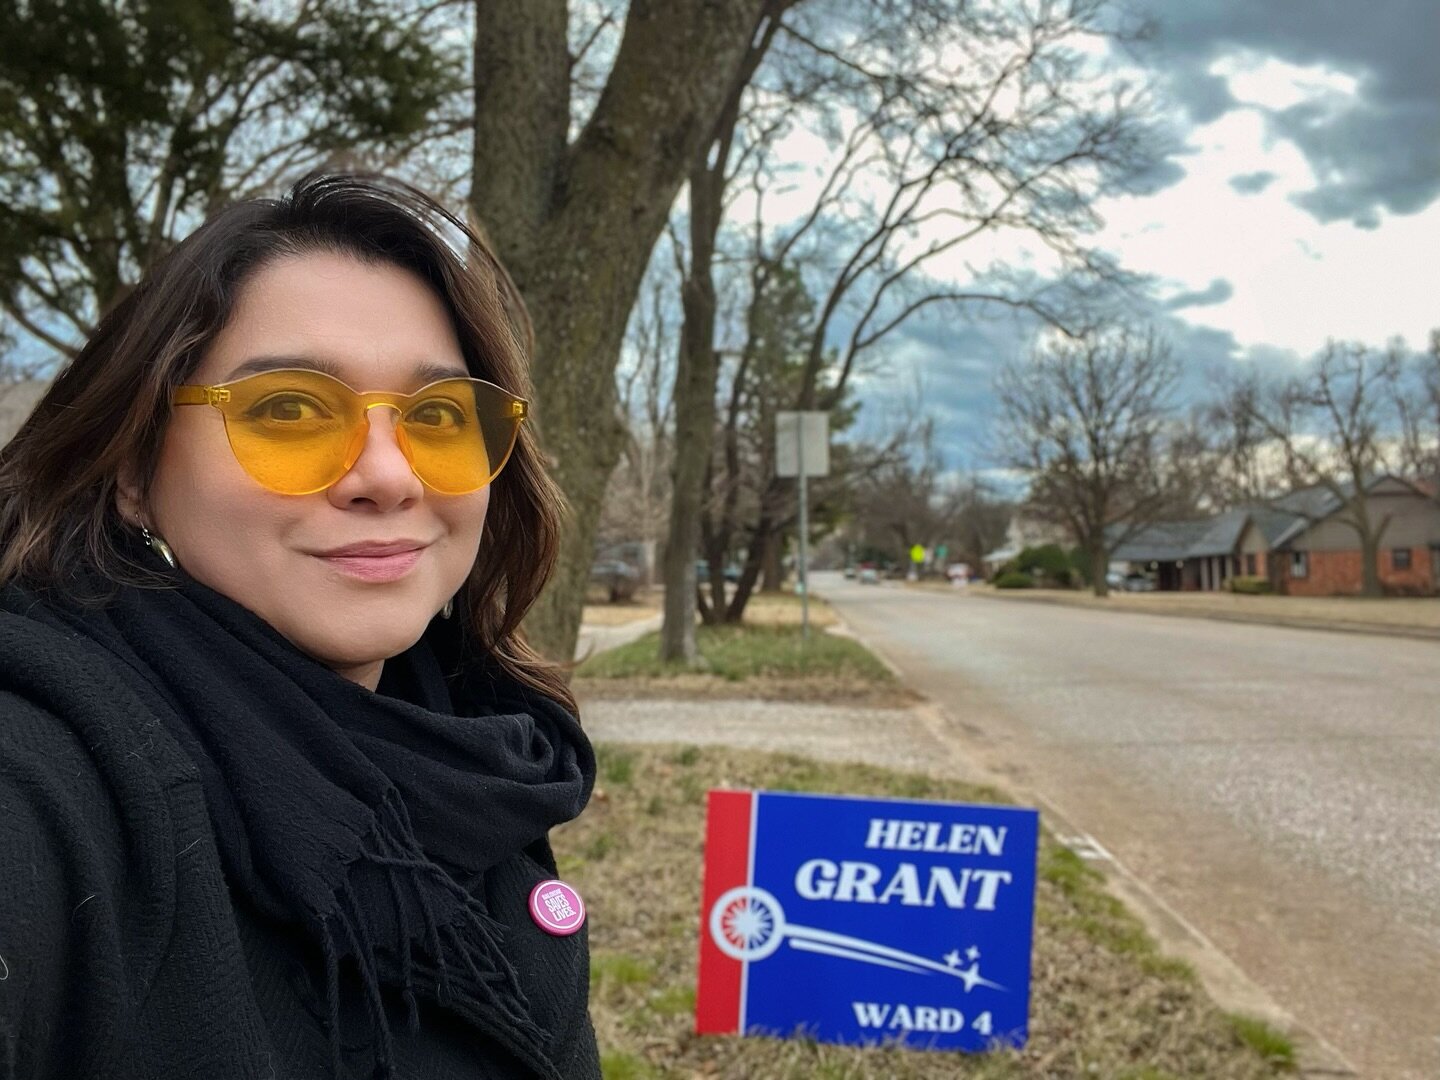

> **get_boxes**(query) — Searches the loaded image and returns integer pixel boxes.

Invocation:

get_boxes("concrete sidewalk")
[578,693,990,785]
[573,612,661,662]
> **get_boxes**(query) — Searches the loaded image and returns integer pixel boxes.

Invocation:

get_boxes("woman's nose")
[326,406,424,510]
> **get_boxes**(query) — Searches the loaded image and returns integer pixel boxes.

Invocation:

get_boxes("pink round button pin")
[528,879,586,936]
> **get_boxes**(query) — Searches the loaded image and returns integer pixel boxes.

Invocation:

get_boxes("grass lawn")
[573,594,904,705]
[576,621,889,682]
[556,744,1296,1080]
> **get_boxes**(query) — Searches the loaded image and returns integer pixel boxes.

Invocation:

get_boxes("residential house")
[1266,477,1439,596]
[1111,476,1440,596]
[981,513,1070,578]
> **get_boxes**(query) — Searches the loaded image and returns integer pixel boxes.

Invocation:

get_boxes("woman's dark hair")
[0,172,576,714]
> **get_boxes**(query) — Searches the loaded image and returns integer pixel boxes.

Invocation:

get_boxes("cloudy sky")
[853,0,1440,472]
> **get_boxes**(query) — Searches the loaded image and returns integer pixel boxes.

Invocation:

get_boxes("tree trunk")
[761,530,784,592]
[723,479,787,622]
[658,166,722,662]
[658,7,784,657]
[1090,544,1110,598]
[1360,533,1382,597]
[470,0,766,662]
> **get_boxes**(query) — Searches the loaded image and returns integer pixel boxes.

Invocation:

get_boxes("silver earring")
[141,525,177,569]
[441,598,454,620]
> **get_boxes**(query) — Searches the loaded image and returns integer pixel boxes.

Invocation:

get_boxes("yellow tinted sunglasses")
[173,368,528,495]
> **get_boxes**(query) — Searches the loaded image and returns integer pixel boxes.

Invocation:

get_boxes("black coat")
[0,610,600,1080]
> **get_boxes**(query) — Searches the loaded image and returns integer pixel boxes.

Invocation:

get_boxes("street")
[813,573,1440,1080]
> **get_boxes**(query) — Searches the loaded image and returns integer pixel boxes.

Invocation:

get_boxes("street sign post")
[776,411,829,642]
[697,789,1038,1050]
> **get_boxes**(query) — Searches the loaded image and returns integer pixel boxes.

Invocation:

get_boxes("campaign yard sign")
[696,790,1038,1051]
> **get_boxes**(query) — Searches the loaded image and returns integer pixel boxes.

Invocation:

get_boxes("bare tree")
[1394,330,1440,501]
[598,269,678,574]
[470,0,770,660]
[1197,381,1294,508]
[688,0,1152,624]
[850,417,950,564]
[944,476,1015,570]
[1225,340,1406,596]
[996,326,1179,597]
[658,0,795,663]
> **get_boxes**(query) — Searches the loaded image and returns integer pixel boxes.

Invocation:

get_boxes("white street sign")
[776,411,829,478]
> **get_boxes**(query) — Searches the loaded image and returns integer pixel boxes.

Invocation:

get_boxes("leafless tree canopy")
[1216,339,1412,595]
[1394,330,1440,498]
[654,0,1161,643]
[995,326,1178,596]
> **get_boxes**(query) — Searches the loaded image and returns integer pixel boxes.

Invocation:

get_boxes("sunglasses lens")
[401,379,521,494]
[219,371,360,494]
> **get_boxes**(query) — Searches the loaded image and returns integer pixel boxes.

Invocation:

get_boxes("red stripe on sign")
[694,789,753,1035]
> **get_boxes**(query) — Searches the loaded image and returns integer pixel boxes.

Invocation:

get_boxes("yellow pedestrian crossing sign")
[910,544,925,564]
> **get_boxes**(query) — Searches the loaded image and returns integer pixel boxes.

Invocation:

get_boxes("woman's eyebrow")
[223,355,346,381]
[221,356,470,384]
[413,361,471,383]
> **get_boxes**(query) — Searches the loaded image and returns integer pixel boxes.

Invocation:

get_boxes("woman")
[0,174,599,1079]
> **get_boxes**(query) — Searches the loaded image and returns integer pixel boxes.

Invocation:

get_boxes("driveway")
[815,572,1439,1080]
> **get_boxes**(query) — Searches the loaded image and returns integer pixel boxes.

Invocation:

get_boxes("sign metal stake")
[798,427,809,644]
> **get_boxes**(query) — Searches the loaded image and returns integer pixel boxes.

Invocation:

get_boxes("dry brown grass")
[583,591,664,626]
[557,744,1289,1080]
[967,584,1440,635]
[738,591,842,628]
[571,672,923,708]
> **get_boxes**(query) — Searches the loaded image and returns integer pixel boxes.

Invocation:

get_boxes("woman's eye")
[249,394,328,422]
[408,400,466,428]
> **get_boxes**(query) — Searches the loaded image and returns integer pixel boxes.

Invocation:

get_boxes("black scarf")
[13,567,594,1079]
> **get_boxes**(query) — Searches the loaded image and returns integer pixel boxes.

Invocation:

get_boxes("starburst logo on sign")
[711,887,784,961]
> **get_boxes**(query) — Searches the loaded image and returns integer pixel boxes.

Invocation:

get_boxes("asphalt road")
[813,573,1439,1080]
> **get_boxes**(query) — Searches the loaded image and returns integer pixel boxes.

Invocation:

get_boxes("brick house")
[1266,477,1439,596]
[1112,476,1440,596]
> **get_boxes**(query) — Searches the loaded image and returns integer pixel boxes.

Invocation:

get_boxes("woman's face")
[120,251,490,689]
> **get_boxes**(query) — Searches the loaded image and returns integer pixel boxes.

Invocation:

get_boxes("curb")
[967,586,1440,643]
[824,601,1360,1078]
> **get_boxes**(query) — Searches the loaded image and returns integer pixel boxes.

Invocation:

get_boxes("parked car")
[842,565,857,580]
[1120,572,1156,592]
[857,562,879,585]
[589,559,640,603]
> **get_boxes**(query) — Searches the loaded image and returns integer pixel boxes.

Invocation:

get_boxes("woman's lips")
[318,547,424,582]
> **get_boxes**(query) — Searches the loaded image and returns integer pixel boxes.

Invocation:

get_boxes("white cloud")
[1210,52,1360,112]
[1091,56,1440,356]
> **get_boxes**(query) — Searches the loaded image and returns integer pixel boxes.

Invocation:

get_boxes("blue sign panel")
[696,790,1038,1050]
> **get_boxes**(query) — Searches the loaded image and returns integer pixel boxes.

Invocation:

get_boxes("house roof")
[1245,505,1302,546]
[1187,508,1251,556]
[981,545,1019,564]
[1111,474,1434,563]
[1111,513,1243,563]
[1266,475,1425,548]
